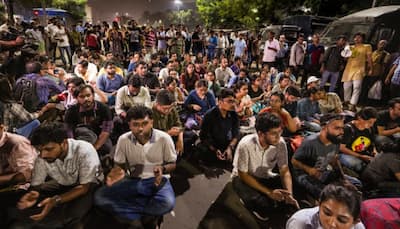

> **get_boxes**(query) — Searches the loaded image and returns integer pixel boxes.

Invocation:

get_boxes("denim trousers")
[16,119,40,138]
[94,177,175,221]
[320,71,339,92]
[295,172,362,199]
[339,153,366,174]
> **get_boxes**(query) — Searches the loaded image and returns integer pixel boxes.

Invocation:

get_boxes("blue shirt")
[23,73,64,105]
[97,74,124,93]
[128,62,137,73]
[297,97,321,121]
[391,57,400,85]
[184,90,216,116]
[208,36,217,49]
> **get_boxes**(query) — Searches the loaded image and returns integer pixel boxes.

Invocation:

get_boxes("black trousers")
[11,181,98,229]
[232,176,294,214]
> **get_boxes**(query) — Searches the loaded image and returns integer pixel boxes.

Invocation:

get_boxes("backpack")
[14,74,40,113]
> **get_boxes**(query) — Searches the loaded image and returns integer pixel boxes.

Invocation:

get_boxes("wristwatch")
[53,195,62,206]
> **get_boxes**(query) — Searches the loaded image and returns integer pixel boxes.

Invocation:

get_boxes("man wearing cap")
[306,76,319,89]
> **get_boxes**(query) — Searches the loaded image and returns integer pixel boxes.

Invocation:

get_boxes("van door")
[371,26,395,47]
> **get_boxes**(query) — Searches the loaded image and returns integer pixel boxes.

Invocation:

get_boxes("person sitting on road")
[291,113,361,199]
[0,120,37,228]
[94,105,176,228]
[286,184,365,229]
[375,97,400,144]
[259,91,298,135]
[152,89,184,156]
[183,79,216,130]
[339,107,378,175]
[271,74,291,94]
[64,84,113,156]
[233,81,253,123]
[361,137,400,198]
[96,61,124,106]
[232,112,299,221]
[13,122,103,229]
[296,87,323,132]
[198,88,239,164]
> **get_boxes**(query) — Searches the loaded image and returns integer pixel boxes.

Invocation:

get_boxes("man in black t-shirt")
[362,138,400,197]
[339,107,378,174]
[65,85,113,155]
[128,61,160,100]
[376,97,400,144]
[292,114,361,199]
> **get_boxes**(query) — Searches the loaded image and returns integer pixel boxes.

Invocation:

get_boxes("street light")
[174,0,183,25]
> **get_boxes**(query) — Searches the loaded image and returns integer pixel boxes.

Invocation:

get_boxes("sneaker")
[252,209,269,221]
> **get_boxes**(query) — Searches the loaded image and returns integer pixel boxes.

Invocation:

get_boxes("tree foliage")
[196,0,396,28]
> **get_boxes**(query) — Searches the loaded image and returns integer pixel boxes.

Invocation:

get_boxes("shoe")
[128,219,144,229]
[252,209,269,221]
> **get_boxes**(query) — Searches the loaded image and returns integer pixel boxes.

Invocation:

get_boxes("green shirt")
[152,107,182,131]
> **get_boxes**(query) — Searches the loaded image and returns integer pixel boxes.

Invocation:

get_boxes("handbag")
[368,80,382,100]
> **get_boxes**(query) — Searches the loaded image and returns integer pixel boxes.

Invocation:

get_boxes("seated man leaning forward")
[232,112,299,221]
[291,113,361,200]
[14,122,103,228]
[94,105,177,227]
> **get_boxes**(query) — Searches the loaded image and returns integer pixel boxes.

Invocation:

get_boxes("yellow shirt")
[342,44,372,82]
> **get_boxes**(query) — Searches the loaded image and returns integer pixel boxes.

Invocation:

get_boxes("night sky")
[87,0,196,23]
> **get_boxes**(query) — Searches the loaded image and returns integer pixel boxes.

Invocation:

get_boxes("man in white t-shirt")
[95,105,176,227]
[14,123,103,228]
[232,112,299,220]
[262,31,280,69]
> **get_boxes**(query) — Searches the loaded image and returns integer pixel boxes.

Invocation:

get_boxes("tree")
[196,0,397,28]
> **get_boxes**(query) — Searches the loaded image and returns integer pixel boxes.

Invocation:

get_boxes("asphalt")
[163,160,232,229]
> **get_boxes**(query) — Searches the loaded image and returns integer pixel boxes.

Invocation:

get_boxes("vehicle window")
[321,23,371,45]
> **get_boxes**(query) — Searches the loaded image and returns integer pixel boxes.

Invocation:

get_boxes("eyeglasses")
[222,99,236,104]
[130,120,150,128]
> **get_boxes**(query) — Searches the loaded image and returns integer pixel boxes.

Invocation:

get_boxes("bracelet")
[53,195,62,206]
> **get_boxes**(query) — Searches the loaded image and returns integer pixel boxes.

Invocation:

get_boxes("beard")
[326,132,343,144]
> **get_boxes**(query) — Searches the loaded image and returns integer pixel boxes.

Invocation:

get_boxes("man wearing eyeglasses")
[198,88,239,164]
[232,112,299,221]
[94,105,176,228]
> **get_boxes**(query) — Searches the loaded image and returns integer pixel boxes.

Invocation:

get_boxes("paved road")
[163,160,232,229]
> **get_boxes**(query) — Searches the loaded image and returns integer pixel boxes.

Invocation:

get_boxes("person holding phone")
[232,112,299,221]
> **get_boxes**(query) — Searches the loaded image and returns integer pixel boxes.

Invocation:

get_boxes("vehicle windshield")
[321,23,372,45]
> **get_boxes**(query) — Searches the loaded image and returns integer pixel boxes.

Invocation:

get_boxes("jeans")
[59,46,72,66]
[343,79,363,105]
[339,153,366,174]
[295,172,362,199]
[94,177,175,221]
[16,119,40,138]
[320,71,339,92]
[207,48,215,60]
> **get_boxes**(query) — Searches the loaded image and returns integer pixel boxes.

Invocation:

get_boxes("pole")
[6,0,14,24]
[372,0,377,7]
[41,0,47,26]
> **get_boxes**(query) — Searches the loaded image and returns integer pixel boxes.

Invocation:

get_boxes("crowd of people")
[0,16,400,229]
